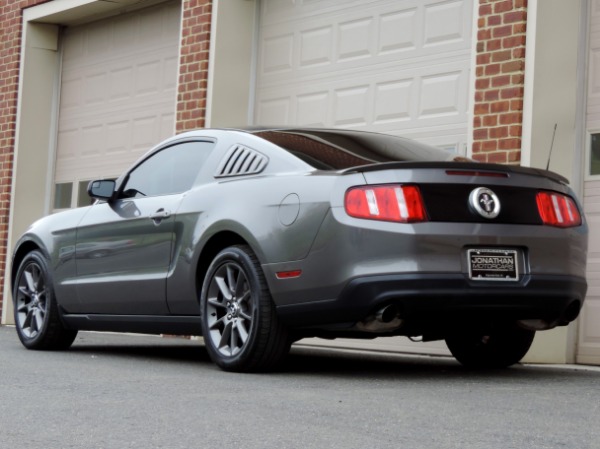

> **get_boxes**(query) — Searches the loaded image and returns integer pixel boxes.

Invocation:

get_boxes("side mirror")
[88,179,116,201]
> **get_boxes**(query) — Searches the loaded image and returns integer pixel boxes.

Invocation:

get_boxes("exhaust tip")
[376,304,399,323]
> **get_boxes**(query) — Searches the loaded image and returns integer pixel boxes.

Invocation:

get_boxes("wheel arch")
[195,231,251,300]
[11,239,45,292]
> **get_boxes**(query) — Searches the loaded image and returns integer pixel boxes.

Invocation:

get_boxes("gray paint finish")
[10,128,588,361]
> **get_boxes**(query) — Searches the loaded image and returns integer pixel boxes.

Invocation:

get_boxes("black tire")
[13,250,78,350]
[445,324,535,369]
[200,245,290,372]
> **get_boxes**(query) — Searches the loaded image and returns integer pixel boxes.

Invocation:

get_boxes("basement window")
[54,183,73,209]
[591,133,600,176]
[77,180,94,207]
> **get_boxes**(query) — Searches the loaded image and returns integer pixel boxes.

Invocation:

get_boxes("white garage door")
[578,2,600,366]
[255,0,473,357]
[54,1,181,210]
[254,0,473,152]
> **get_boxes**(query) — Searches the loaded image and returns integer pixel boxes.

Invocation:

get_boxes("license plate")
[468,249,518,281]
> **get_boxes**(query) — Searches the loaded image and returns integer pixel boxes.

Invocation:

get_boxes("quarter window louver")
[215,145,268,178]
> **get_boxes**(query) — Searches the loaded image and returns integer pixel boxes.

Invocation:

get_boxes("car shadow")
[65,332,599,382]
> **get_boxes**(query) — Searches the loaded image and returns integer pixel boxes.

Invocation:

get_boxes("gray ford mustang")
[11,128,588,371]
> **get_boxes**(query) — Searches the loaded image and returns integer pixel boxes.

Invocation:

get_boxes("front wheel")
[200,245,290,372]
[13,250,78,350]
[445,324,535,369]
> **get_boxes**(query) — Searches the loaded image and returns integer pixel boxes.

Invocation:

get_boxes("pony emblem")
[469,187,500,219]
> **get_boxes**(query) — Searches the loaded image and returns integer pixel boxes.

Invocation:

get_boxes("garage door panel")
[379,9,418,54]
[580,175,600,363]
[259,0,471,87]
[256,0,472,155]
[578,300,600,364]
[56,2,180,186]
[423,0,468,46]
[256,61,470,148]
[418,71,462,118]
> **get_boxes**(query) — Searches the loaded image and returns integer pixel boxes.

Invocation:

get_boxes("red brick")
[510,99,524,111]
[487,14,502,26]
[489,126,509,139]
[511,73,525,84]
[475,103,490,115]
[491,101,510,113]
[501,87,524,99]
[474,128,489,141]
[491,75,511,87]
[503,36,526,48]
[484,89,500,101]
[508,150,522,162]
[488,151,508,163]
[499,138,522,150]
[494,1,513,14]
[483,115,498,127]
[512,47,526,59]
[509,125,522,137]
[478,28,492,40]
[485,63,501,76]
[493,25,513,38]
[476,78,490,89]
[479,4,493,16]
[487,38,502,51]
[482,140,498,152]
[499,112,522,125]
[504,11,527,24]
[491,50,512,62]
[477,53,491,65]
[513,23,527,34]
[502,60,525,73]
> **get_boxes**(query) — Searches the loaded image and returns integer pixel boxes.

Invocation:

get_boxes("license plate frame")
[468,248,519,282]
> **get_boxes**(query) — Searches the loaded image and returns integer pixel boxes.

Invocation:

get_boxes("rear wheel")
[200,245,290,372]
[13,250,78,350]
[445,324,535,369]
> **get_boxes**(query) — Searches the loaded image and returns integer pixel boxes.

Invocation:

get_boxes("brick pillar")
[0,0,50,318]
[472,0,527,165]
[176,0,212,133]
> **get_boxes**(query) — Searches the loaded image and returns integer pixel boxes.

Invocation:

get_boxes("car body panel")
[73,194,184,315]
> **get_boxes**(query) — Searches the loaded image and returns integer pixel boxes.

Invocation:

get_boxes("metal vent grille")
[215,145,268,178]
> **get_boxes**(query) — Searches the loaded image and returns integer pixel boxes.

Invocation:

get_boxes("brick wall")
[0,0,51,320]
[472,0,527,164]
[176,0,212,133]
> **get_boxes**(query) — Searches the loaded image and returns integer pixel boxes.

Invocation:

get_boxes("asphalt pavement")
[1,325,599,449]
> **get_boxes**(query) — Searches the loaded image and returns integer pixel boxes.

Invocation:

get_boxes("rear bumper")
[276,273,587,329]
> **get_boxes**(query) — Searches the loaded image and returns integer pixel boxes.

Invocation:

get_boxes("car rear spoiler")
[341,161,569,185]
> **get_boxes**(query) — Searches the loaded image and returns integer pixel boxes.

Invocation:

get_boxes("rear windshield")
[253,129,455,170]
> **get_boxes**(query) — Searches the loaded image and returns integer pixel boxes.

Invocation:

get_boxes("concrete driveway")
[0,325,598,449]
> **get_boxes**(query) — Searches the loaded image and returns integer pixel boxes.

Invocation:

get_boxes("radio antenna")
[546,123,557,171]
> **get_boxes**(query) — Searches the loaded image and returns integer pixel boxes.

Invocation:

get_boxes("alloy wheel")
[205,262,254,357]
[16,261,48,339]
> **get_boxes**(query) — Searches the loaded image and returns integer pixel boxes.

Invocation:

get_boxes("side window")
[122,141,214,198]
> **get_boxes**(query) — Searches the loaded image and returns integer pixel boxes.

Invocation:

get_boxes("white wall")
[521,0,586,363]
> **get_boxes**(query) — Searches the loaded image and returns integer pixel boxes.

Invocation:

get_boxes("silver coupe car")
[11,128,588,371]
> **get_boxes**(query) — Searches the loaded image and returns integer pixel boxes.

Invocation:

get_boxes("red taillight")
[536,191,582,228]
[345,185,427,223]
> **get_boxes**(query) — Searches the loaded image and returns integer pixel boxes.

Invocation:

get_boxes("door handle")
[150,208,171,224]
